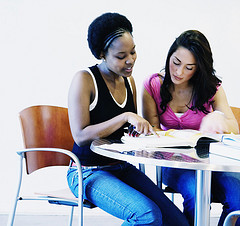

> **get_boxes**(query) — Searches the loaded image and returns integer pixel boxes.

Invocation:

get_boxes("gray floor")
[1,214,123,226]
[1,214,219,226]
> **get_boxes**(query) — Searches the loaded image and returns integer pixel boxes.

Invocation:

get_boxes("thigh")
[83,168,162,224]
[212,172,240,204]
[162,167,196,197]
[117,163,190,226]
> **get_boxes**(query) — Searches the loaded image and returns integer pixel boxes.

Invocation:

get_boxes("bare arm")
[68,71,154,146]
[129,76,137,111]
[200,86,239,134]
[142,87,161,130]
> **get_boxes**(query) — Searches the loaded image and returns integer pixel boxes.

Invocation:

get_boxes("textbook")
[221,135,240,148]
[210,135,240,160]
[121,129,222,149]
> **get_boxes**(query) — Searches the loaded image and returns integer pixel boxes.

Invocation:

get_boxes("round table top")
[91,139,240,172]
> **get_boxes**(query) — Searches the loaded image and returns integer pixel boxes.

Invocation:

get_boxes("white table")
[90,139,240,226]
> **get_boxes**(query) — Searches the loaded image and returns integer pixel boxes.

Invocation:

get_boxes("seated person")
[67,12,189,226]
[142,30,239,226]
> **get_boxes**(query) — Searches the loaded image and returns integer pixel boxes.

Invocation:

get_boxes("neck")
[172,82,192,92]
[98,62,120,83]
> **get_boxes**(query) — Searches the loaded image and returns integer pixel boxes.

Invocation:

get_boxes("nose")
[176,66,184,76]
[126,55,136,65]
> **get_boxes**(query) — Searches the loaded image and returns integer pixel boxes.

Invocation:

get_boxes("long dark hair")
[160,30,221,114]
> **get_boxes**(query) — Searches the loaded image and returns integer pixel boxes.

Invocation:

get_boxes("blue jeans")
[67,162,189,226]
[162,167,240,226]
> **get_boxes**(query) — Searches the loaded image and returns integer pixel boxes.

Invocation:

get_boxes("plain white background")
[1,0,240,216]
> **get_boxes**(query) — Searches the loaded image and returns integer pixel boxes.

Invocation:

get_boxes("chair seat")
[35,189,78,201]
[35,188,96,208]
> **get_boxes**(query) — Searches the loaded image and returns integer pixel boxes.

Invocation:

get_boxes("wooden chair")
[230,106,240,131]
[7,105,90,226]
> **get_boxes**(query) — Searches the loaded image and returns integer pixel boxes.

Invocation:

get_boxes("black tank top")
[72,65,136,166]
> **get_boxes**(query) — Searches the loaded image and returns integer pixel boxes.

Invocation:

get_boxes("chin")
[122,71,132,77]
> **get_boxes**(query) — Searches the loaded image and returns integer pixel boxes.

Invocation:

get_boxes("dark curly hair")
[160,30,222,114]
[87,12,133,59]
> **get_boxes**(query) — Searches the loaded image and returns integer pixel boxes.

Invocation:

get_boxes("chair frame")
[7,105,84,226]
[7,148,83,226]
[223,210,240,226]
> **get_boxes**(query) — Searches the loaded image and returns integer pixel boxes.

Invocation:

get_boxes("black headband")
[103,28,128,52]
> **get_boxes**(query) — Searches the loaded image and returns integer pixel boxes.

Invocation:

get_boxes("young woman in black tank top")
[67,12,189,226]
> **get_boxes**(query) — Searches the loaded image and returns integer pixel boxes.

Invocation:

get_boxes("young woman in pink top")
[142,30,239,226]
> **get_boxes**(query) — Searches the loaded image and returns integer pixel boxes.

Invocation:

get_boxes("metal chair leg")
[139,163,145,174]
[7,154,24,226]
[68,206,74,226]
[156,166,175,202]
[156,166,162,189]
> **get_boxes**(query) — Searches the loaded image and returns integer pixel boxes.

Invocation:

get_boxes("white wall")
[1,0,240,215]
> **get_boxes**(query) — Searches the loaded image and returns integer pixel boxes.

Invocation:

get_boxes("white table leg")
[194,170,211,226]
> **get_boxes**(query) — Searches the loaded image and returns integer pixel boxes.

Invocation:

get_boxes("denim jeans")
[67,162,189,226]
[162,167,240,226]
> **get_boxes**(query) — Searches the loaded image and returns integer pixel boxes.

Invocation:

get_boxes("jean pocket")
[82,168,94,181]
[67,167,95,188]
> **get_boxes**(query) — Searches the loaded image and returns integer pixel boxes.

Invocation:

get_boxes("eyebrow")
[174,56,196,66]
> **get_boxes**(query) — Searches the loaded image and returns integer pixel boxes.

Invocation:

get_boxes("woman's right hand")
[125,112,156,136]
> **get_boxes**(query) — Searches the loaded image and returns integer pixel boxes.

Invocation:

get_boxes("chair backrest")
[19,105,74,174]
[231,106,240,132]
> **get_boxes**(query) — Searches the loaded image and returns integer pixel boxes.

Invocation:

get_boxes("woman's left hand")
[200,111,228,134]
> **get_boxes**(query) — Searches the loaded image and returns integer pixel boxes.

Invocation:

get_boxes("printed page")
[121,131,195,148]
[121,129,222,148]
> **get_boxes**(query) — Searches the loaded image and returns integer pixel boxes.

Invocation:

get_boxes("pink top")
[143,73,217,131]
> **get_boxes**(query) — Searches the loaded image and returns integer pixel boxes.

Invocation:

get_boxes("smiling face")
[169,46,197,85]
[103,32,137,77]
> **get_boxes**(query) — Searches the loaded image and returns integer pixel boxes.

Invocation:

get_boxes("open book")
[121,129,223,149]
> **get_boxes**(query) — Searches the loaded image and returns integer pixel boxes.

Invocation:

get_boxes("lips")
[125,67,133,73]
[173,75,182,81]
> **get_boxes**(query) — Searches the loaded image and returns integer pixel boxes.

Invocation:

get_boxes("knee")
[130,202,162,226]
[180,178,195,202]
[222,181,240,210]
[143,207,162,225]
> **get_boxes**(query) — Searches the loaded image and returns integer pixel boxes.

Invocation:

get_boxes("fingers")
[200,122,227,134]
[128,123,157,137]
[127,113,157,136]
[128,125,140,137]
[149,125,159,137]
[200,112,228,134]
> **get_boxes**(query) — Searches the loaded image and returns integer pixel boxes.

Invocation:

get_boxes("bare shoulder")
[158,72,164,84]
[73,70,93,82]
[213,85,226,100]
[148,72,164,85]
[68,69,95,101]
[71,70,94,89]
